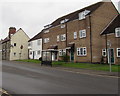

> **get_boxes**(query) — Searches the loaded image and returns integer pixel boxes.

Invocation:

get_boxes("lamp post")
[107,41,112,72]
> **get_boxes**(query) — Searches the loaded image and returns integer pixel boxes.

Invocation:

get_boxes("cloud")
[0,0,118,39]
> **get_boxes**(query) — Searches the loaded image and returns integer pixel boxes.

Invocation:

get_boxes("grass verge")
[16,59,119,72]
[52,61,120,72]
[16,59,41,63]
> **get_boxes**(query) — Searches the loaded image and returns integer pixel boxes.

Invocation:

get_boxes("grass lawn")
[16,59,41,63]
[52,61,120,72]
[16,59,119,72]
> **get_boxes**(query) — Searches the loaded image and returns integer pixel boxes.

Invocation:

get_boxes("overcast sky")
[0,0,119,40]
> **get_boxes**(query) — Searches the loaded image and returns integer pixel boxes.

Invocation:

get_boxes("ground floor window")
[102,49,106,57]
[59,49,66,56]
[117,48,120,57]
[77,47,87,56]
[37,50,41,55]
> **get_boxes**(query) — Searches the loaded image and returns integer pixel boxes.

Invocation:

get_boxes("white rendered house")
[28,32,42,59]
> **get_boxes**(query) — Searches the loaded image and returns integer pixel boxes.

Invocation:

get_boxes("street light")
[107,41,112,72]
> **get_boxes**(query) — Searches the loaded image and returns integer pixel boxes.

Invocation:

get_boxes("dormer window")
[44,24,52,29]
[60,19,69,24]
[115,27,120,37]
[79,10,90,20]
[44,30,49,33]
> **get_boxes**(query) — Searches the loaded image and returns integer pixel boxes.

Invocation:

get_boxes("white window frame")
[44,38,50,43]
[61,24,65,28]
[77,47,87,56]
[37,40,41,45]
[115,27,120,37]
[44,30,49,33]
[117,48,120,57]
[57,35,60,42]
[37,50,41,55]
[102,49,106,57]
[79,11,85,20]
[61,34,66,41]
[59,49,66,56]
[74,32,77,39]
[79,29,86,38]
[59,49,63,56]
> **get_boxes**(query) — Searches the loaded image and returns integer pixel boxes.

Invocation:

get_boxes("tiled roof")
[101,14,120,35]
[50,2,104,27]
[28,30,43,42]
[2,37,10,44]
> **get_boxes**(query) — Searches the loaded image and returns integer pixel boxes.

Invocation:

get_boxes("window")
[79,10,90,20]
[28,42,31,46]
[57,35,60,42]
[61,34,66,41]
[77,47,87,56]
[14,43,16,46]
[102,49,106,57]
[117,48,120,57]
[74,32,77,39]
[37,51,41,55]
[59,49,66,56]
[14,52,16,56]
[79,29,86,38]
[61,24,65,28]
[59,49,62,56]
[44,38,49,43]
[44,30,49,33]
[79,12,85,20]
[37,40,41,45]
[115,27,120,37]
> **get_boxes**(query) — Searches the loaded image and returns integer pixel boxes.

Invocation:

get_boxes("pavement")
[2,60,119,94]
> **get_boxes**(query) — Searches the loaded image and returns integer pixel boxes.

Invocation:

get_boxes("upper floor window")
[61,34,66,41]
[57,35,60,42]
[77,47,87,56]
[115,27,120,37]
[61,24,65,28]
[37,40,41,45]
[79,10,90,20]
[117,48,120,57]
[74,32,77,39]
[14,43,16,46]
[44,38,49,43]
[79,12,85,20]
[79,29,86,38]
[44,30,49,33]
[44,24,52,29]
[60,19,69,24]
[28,42,31,46]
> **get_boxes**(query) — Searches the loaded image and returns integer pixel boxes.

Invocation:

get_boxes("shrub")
[61,55,70,62]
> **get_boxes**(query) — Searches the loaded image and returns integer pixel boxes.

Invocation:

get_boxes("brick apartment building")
[35,1,119,64]
[42,1,119,64]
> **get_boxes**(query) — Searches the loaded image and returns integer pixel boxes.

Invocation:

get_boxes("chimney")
[9,27,16,38]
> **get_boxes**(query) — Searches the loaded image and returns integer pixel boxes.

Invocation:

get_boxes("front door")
[70,50,74,62]
[108,49,114,64]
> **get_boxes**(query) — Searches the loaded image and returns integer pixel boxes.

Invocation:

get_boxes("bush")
[61,55,70,62]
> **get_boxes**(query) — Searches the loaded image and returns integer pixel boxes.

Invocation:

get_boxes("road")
[2,60,118,94]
